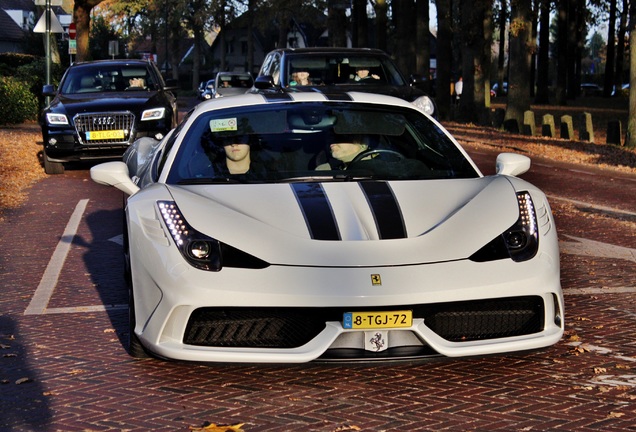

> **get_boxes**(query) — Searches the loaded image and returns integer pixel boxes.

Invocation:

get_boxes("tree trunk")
[353,0,368,47]
[73,0,105,62]
[374,0,388,52]
[328,0,347,47]
[604,0,617,97]
[614,0,628,93]
[535,0,550,103]
[555,0,568,104]
[505,0,533,129]
[434,0,452,120]
[496,0,507,97]
[479,0,493,114]
[416,0,430,79]
[627,0,636,148]
[393,0,416,74]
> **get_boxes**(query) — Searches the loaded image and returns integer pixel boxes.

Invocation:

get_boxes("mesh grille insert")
[183,296,545,348]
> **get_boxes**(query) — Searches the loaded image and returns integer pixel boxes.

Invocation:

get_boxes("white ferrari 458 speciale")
[91,91,563,363]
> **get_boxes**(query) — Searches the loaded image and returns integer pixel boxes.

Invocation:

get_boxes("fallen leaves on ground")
[0,123,46,222]
[189,423,245,432]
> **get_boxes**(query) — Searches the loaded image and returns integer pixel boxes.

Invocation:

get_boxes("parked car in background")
[90,91,563,363]
[39,59,178,174]
[490,82,508,97]
[580,83,602,96]
[253,47,436,117]
[198,79,215,100]
[212,72,253,98]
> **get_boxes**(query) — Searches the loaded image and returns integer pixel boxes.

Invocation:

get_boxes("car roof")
[192,91,418,115]
[270,47,390,56]
[69,59,154,69]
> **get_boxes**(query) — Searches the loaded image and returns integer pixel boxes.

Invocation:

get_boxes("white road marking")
[564,287,636,295]
[560,235,636,263]
[24,193,636,316]
[549,195,636,218]
[24,199,89,316]
[44,304,127,314]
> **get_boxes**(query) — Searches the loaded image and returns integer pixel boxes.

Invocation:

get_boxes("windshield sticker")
[210,118,238,132]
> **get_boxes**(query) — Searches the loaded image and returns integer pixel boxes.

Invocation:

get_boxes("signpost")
[33,0,64,102]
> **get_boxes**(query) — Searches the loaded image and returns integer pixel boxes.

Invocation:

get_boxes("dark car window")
[259,52,281,85]
[166,102,478,185]
[284,55,406,87]
[60,64,157,94]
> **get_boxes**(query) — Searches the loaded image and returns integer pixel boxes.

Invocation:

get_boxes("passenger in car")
[290,69,311,86]
[128,77,146,89]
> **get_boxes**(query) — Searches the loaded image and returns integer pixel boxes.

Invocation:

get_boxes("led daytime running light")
[158,202,188,246]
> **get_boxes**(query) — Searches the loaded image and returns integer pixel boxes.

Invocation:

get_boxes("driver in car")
[315,135,370,170]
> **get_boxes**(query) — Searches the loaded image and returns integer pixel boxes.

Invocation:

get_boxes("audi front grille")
[74,111,136,146]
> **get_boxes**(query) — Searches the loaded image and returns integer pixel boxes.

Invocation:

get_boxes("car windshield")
[285,55,406,87]
[217,74,253,88]
[166,102,479,184]
[59,64,158,94]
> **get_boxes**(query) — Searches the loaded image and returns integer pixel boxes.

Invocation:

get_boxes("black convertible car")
[39,59,178,174]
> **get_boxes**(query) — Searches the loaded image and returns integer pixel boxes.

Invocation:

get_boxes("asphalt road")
[1,120,635,431]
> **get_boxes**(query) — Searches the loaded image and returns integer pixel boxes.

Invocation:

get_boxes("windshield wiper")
[274,174,377,183]
[177,177,244,185]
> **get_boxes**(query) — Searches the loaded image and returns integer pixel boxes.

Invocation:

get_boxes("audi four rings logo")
[93,116,115,126]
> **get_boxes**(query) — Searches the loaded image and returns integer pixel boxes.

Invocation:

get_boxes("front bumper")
[130,254,564,363]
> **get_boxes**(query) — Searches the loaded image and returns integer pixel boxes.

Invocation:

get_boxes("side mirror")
[495,153,531,177]
[42,84,56,97]
[90,161,140,195]
[254,75,275,90]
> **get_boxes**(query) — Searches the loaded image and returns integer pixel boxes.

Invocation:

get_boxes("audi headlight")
[157,201,269,271]
[46,113,69,125]
[141,107,166,121]
[470,192,539,263]
[411,95,436,117]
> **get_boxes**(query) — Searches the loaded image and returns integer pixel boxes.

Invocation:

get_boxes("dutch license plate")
[86,130,125,140]
[343,310,412,329]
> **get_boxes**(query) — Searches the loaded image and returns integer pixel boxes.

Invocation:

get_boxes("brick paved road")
[1,134,635,431]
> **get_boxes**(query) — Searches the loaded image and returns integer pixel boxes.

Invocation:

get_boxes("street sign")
[69,23,76,40]
[69,39,77,55]
[35,0,64,5]
[34,10,64,33]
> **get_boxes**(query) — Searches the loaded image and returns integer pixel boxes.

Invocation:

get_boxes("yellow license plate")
[343,310,412,329]
[86,130,125,140]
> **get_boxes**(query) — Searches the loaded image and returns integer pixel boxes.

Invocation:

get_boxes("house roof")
[0,8,26,42]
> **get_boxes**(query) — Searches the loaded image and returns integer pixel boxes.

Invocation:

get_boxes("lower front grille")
[183,296,545,349]
[74,111,135,145]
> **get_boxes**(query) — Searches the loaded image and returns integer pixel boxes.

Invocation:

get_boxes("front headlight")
[411,95,436,117]
[46,113,69,125]
[470,192,539,263]
[157,201,269,271]
[141,107,166,121]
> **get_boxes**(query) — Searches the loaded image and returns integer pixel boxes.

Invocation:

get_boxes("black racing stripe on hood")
[261,92,294,102]
[291,183,341,240]
[314,90,353,101]
[359,182,407,239]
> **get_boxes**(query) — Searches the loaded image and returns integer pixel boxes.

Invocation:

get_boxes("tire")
[43,149,65,174]
[128,285,150,359]
[125,225,149,359]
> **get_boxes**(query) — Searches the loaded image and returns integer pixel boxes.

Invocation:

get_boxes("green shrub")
[0,76,39,125]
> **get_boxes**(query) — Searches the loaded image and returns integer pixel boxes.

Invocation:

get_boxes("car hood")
[47,92,166,117]
[164,176,519,266]
[293,84,423,101]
